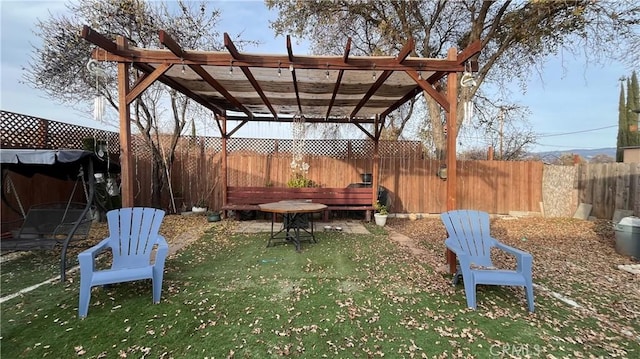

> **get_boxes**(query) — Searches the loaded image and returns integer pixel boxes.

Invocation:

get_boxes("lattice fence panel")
[226,137,279,154]
[1,110,119,154]
[201,136,222,151]
[3,110,425,160]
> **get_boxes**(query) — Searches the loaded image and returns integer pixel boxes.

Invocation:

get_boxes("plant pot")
[192,206,207,213]
[207,213,221,222]
[374,213,388,226]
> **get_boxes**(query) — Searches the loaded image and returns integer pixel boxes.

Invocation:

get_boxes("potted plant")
[191,198,208,213]
[192,175,220,214]
[207,210,221,222]
[373,200,388,226]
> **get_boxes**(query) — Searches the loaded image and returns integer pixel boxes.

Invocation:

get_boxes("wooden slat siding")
[223,186,374,220]
[498,161,509,213]
[226,187,372,205]
[576,162,640,220]
[633,163,640,216]
[615,164,625,210]
[603,164,611,218]
[592,164,604,218]
[589,164,599,216]
[5,111,633,218]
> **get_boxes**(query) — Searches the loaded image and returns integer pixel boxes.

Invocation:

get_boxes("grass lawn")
[1,219,638,358]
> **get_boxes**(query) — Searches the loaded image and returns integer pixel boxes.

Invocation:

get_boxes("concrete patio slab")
[232,220,370,235]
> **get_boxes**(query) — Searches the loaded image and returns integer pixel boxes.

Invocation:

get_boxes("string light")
[229,60,233,75]
[181,58,185,74]
[325,63,329,79]
[372,64,376,80]
[418,64,422,80]
[289,64,294,72]
[278,61,281,77]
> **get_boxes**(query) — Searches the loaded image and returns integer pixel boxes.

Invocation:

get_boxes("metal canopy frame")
[0,149,120,281]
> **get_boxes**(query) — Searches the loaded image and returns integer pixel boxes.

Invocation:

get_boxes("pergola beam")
[159,30,185,59]
[350,38,414,118]
[353,122,375,141]
[191,64,255,118]
[125,63,171,105]
[225,115,373,124]
[226,33,278,119]
[131,62,225,115]
[349,70,393,118]
[90,47,473,72]
[226,119,249,138]
[427,40,482,83]
[326,38,351,120]
[81,25,117,53]
[287,36,303,114]
[381,86,421,118]
[81,27,222,113]
[160,30,254,118]
[405,69,450,110]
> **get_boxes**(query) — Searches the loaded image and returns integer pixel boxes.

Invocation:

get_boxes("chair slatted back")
[107,208,165,269]
[441,210,496,266]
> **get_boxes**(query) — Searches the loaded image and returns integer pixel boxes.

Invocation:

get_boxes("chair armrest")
[78,238,111,272]
[494,241,530,258]
[445,239,473,269]
[494,241,532,273]
[444,237,462,253]
[152,236,169,273]
[155,235,169,257]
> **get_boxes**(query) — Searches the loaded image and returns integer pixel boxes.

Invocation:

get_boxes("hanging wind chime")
[459,61,477,124]
[86,58,119,205]
[290,113,310,185]
[86,59,109,159]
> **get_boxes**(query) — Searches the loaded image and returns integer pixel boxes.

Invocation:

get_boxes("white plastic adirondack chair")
[441,210,535,312]
[78,207,168,318]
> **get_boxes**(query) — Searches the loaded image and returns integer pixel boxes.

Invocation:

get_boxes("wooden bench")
[222,186,375,221]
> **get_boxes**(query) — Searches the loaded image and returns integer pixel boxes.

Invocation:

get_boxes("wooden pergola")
[81,26,481,272]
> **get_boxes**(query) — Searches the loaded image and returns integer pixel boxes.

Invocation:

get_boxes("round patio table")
[259,201,327,251]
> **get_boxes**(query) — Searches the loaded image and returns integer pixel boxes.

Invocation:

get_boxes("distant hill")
[531,148,616,162]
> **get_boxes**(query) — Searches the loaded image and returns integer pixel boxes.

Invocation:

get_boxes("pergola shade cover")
[158,61,436,120]
[82,26,480,125]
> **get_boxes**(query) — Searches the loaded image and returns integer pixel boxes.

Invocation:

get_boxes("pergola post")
[219,114,228,213]
[445,47,459,274]
[372,115,381,220]
[116,36,134,207]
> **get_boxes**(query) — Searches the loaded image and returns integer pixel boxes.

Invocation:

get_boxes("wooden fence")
[1,110,637,224]
[575,162,640,219]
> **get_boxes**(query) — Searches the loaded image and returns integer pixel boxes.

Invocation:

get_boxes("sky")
[0,0,635,153]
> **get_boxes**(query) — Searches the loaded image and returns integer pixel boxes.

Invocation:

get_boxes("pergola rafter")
[325,38,351,120]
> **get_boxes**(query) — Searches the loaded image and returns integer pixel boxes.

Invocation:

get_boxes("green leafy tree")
[24,0,252,207]
[629,71,640,146]
[267,0,639,158]
[617,71,640,161]
[617,82,628,162]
